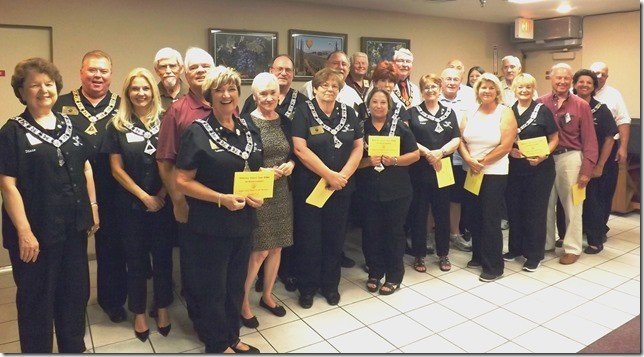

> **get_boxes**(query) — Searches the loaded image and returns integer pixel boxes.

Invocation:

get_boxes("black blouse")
[356,114,417,202]
[100,116,163,211]
[175,112,263,237]
[408,102,460,183]
[291,100,363,196]
[589,98,619,162]
[240,88,309,120]
[0,111,93,249]
[510,101,558,175]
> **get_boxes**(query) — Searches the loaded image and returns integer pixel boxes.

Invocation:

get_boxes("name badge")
[363,79,370,87]
[565,113,571,124]
[61,106,79,116]
[310,125,325,135]
[125,132,144,143]
[26,133,43,145]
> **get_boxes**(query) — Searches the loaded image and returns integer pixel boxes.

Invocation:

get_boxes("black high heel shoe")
[158,323,172,337]
[135,328,150,342]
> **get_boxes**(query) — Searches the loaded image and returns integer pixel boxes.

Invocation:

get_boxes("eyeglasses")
[320,83,340,91]
[271,67,293,74]
[422,85,440,92]
[395,59,413,64]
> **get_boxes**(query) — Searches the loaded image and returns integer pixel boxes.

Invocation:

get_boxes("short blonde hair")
[511,73,537,93]
[112,68,163,132]
[473,72,503,105]
[202,65,241,104]
[419,74,442,91]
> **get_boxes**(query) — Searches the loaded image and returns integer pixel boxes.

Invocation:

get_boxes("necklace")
[197,116,254,170]
[306,101,347,149]
[416,104,452,133]
[12,114,73,166]
[122,119,160,156]
[72,89,118,135]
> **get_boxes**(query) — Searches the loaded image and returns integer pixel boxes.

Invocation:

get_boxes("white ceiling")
[286,0,640,24]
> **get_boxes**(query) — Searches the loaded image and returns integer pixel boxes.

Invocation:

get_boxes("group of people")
[0,44,631,353]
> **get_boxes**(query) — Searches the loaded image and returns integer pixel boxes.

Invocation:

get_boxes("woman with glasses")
[291,68,363,309]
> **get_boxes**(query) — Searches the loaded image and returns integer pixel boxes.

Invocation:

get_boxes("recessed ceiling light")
[556,2,572,13]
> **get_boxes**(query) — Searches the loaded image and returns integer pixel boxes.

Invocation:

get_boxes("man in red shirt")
[538,63,598,265]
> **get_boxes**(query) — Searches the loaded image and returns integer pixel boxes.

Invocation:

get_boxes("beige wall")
[0,0,514,105]
[523,11,640,118]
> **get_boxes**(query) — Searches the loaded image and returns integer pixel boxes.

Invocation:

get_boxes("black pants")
[411,174,450,257]
[9,230,89,353]
[450,165,472,235]
[362,196,412,285]
[182,230,251,353]
[177,222,196,319]
[506,167,555,262]
[294,193,351,296]
[122,205,174,314]
[95,200,127,312]
[466,174,507,276]
[584,160,618,246]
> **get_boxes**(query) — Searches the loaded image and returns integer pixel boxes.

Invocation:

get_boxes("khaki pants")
[546,150,583,255]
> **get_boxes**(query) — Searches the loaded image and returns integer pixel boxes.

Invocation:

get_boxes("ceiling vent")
[512,16,583,51]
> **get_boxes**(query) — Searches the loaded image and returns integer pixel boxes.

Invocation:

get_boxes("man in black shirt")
[53,50,127,323]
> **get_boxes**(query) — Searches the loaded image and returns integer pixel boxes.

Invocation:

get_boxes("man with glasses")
[154,47,188,110]
[500,55,537,106]
[538,63,598,265]
[241,54,307,119]
[589,61,631,164]
[300,51,362,111]
[392,48,421,109]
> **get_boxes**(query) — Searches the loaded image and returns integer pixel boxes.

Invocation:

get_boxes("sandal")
[366,278,380,293]
[379,282,400,296]
[413,257,426,272]
[439,256,452,272]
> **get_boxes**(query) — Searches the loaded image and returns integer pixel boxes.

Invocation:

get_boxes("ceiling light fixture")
[556,2,572,13]
[479,0,486,7]
[507,0,543,4]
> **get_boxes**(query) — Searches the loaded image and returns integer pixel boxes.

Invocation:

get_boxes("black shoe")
[466,260,481,269]
[259,298,286,317]
[322,291,340,306]
[282,276,298,292]
[462,229,472,241]
[522,260,540,272]
[502,252,522,262]
[135,329,150,342]
[254,278,264,292]
[479,272,503,282]
[158,323,172,337]
[341,255,355,268]
[240,315,259,328]
[231,341,260,354]
[602,234,608,243]
[299,294,314,309]
[584,244,604,254]
[105,307,127,323]
[555,239,564,248]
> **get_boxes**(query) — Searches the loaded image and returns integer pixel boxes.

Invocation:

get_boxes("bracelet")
[91,202,98,206]
[393,157,398,166]
[217,193,221,208]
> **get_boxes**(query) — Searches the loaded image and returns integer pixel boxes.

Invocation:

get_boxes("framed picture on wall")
[360,37,411,71]
[208,28,278,84]
[289,29,348,81]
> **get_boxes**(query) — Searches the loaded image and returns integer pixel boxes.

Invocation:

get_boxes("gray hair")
[393,48,413,61]
[551,62,572,74]
[501,55,521,68]
[351,52,368,63]
[154,47,183,69]
[184,47,214,72]
[251,72,279,95]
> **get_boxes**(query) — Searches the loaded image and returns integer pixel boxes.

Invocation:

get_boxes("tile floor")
[0,213,639,353]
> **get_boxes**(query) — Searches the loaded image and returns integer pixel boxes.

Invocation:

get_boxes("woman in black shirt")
[408,74,461,273]
[573,69,618,254]
[175,66,262,354]
[357,89,419,294]
[101,68,173,341]
[505,73,559,271]
[0,58,97,353]
[291,68,363,308]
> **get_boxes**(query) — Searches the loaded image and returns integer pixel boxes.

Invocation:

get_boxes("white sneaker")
[450,234,472,252]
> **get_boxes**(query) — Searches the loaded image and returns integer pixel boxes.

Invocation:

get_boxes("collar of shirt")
[158,80,188,99]
[77,87,115,109]
[439,94,460,104]
[186,90,211,111]
[551,90,571,103]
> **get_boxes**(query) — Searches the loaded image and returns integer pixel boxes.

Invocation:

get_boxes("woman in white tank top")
[458,73,517,282]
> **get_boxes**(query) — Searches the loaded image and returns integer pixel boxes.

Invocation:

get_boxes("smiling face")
[128,76,153,113]
[185,56,213,93]
[447,60,465,78]
[590,63,608,90]
[514,82,534,103]
[20,71,58,112]
[211,82,239,114]
[574,75,595,99]
[327,53,350,80]
[80,57,112,99]
[422,80,441,103]
[502,59,520,84]
[351,55,368,77]
[368,91,390,120]
[441,68,461,99]
[254,81,279,114]
[269,56,294,88]
[550,67,572,96]
[478,80,498,105]
[394,53,413,80]
[468,70,482,87]
[155,57,183,89]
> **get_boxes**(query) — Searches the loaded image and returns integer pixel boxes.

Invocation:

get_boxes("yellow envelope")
[233,171,275,198]
[436,157,455,188]
[306,178,334,208]
[571,183,586,206]
[464,169,484,196]
[367,136,400,157]
[517,136,550,157]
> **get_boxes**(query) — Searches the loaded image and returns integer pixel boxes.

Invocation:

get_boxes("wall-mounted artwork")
[361,37,411,71]
[289,29,347,81]
[209,28,278,84]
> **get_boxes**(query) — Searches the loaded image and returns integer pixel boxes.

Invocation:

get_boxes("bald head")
[590,61,609,90]
[326,51,350,79]
[447,59,465,78]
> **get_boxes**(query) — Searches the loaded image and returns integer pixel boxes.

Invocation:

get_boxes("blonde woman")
[101,68,173,341]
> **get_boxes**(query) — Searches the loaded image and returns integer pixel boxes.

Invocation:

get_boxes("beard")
[162,76,177,89]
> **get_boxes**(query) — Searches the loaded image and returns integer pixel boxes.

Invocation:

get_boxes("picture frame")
[208,28,278,84]
[289,29,348,81]
[360,37,411,71]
